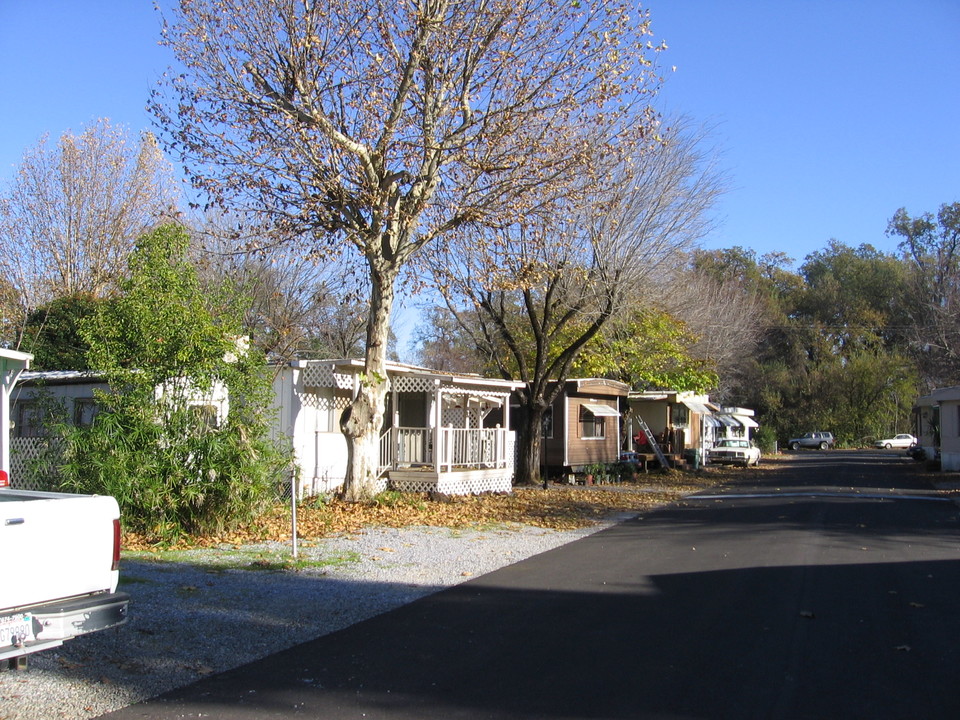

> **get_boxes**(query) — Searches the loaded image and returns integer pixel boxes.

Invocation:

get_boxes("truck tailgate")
[1,491,121,611]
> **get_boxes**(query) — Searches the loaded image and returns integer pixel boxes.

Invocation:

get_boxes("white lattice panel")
[394,376,433,393]
[390,473,513,495]
[441,408,466,426]
[302,363,335,388]
[390,473,512,495]
[10,437,63,491]
[333,372,355,390]
[300,363,360,391]
[298,390,325,409]
[298,390,352,412]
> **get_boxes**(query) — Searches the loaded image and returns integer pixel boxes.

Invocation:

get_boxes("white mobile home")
[0,349,33,479]
[713,406,759,441]
[271,360,524,497]
[8,369,229,489]
[926,386,960,472]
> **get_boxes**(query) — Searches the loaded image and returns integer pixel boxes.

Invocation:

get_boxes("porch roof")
[929,385,960,404]
[628,391,675,402]
[294,358,524,393]
[336,359,524,390]
[567,378,630,396]
[721,406,755,417]
[19,370,105,386]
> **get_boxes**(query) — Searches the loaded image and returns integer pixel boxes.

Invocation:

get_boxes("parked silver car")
[788,432,835,450]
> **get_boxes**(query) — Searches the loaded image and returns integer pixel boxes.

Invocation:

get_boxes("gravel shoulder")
[0,516,631,720]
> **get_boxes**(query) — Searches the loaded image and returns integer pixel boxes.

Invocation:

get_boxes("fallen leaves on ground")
[123,472,721,551]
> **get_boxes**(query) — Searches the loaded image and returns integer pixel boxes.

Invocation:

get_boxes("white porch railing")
[438,427,503,471]
[379,426,510,473]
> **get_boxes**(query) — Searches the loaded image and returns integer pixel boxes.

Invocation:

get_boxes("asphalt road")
[99,451,960,719]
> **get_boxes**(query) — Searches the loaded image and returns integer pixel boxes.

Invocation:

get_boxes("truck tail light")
[0,469,8,488]
[112,518,122,572]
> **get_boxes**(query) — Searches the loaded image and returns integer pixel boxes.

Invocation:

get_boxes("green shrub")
[754,425,778,454]
[49,223,292,542]
[55,401,290,541]
[372,490,426,511]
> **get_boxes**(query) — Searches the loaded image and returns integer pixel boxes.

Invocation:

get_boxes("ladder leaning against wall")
[635,416,671,470]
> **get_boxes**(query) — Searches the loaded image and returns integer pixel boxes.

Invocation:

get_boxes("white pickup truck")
[0,348,128,667]
[1,479,130,667]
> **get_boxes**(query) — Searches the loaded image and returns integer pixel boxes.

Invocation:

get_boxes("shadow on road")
[100,452,960,720]
[102,555,960,720]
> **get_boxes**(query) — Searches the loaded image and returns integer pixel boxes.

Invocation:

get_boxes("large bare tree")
[662,268,766,401]
[153,0,664,499]
[191,215,373,362]
[0,119,178,344]
[427,122,724,484]
[887,202,960,388]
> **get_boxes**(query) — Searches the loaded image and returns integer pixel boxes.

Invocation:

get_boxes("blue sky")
[1,0,957,269]
[646,0,960,264]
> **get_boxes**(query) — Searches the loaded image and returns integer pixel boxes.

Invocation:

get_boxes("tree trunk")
[339,259,397,501]
[513,402,546,487]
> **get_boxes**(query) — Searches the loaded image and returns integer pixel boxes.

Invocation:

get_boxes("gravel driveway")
[0,519,624,720]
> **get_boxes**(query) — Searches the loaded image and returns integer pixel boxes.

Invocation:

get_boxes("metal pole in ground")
[290,473,298,559]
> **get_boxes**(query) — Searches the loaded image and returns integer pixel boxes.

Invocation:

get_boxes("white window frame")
[579,406,606,440]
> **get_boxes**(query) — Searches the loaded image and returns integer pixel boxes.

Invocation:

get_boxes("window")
[673,404,689,427]
[74,399,99,427]
[15,402,47,438]
[579,406,606,439]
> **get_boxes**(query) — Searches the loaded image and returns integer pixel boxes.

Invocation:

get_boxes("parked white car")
[874,433,917,449]
[709,438,761,467]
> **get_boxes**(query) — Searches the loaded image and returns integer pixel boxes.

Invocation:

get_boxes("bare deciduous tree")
[0,119,178,344]
[411,305,493,374]
[427,122,724,484]
[662,269,766,401]
[191,215,370,362]
[153,0,664,498]
[887,202,960,387]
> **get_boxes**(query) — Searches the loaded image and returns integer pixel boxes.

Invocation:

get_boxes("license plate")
[0,613,34,648]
